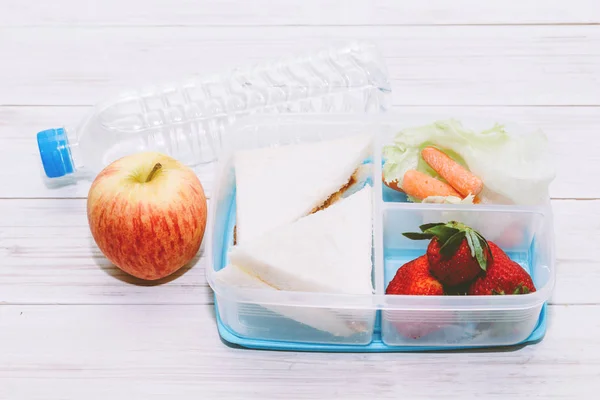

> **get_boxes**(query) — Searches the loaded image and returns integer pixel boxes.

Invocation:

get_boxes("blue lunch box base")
[213,301,547,353]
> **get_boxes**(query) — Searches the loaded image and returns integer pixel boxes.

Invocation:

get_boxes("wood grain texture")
[1,304,599,400]
[1,105,597,199]
[2,0,599,26]
[1,26,599,106]
[0,198,596,305]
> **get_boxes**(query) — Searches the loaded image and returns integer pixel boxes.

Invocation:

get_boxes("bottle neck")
[64,128,83,172]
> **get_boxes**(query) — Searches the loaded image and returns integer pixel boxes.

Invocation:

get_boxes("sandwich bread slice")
[234,134,372,244]
[229,186,373,295]
[214,265,361,337]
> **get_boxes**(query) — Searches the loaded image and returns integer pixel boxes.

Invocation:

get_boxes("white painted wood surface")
[2,0,599,26]
[1,1,599,399]
[2,26,599,106]
[1,304,599,399]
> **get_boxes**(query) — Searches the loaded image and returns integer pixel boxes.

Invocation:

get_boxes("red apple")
[87,152,207,280]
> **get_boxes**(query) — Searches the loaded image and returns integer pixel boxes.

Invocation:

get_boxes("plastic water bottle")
[36,41,391,182]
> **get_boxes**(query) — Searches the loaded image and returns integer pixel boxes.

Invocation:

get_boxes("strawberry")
[403,221,491,287]
[386,255,444,296]
[386,255,446,339]
[467,242,536,295]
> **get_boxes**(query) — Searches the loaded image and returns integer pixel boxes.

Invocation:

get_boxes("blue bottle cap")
[37,128,74,178]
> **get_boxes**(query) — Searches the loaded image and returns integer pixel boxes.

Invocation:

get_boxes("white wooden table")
[1,1,599,398]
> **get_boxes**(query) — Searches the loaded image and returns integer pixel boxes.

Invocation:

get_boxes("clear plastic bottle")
[36,41,391,181]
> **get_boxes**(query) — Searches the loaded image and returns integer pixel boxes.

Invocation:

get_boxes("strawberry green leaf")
[447,221,469,231]
[419,222,445,232]
[423,225,460,244]
[474,231,489,245]
[479,237,491,265]
[465,229,477,258]
[402,232,435,240]
[439,231,466,257]
[513,284,531,294]
[466,229,488,271]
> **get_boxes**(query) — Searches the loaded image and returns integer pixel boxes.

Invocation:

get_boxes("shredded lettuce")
[382,119,555,205]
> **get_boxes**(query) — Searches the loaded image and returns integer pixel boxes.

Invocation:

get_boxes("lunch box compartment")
[210,183,378,345]
[206,114,555,351]
[380,205,552,347]
[217,297,377,346]
[208,122,379,345]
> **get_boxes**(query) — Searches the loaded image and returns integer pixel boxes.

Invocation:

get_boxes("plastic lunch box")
[205,113,555,352]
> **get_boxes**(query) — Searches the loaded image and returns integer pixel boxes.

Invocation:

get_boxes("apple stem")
[146,163,163,182]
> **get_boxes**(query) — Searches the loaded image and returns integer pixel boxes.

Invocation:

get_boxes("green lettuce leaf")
[382,119,555,205]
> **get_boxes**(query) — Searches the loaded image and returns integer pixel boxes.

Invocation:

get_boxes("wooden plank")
[2,0,598,27]
[0,303,598,399]
[0,198,595,305]
[1,105,597,199]
[0,198,212,305]
[0,26,598,106]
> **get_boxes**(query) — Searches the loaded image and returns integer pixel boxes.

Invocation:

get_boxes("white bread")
[229,186,373,295]
[234,134,372,244]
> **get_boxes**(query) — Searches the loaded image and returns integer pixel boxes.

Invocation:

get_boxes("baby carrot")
[402,170,461,200]
[421,147,483,197]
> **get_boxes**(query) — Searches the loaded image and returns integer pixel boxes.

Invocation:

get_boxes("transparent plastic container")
[206,113,555,351]
[36,41,391,183]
